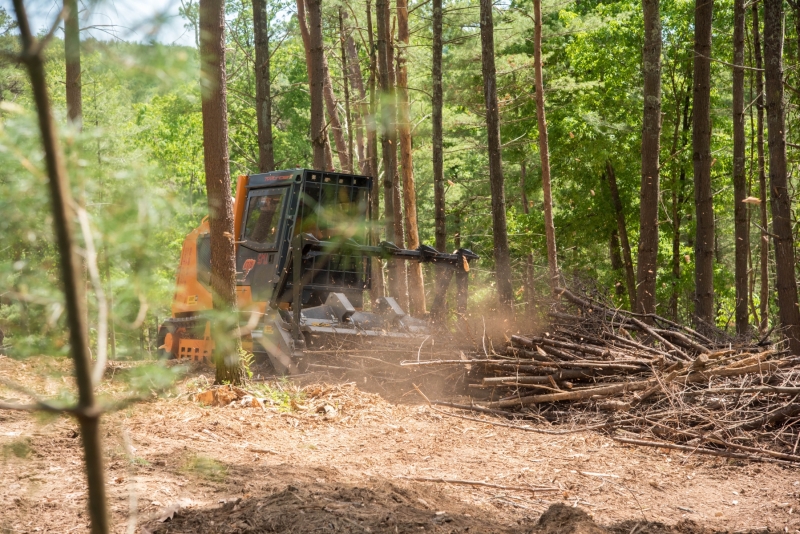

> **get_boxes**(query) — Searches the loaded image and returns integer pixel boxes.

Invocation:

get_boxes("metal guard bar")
[269,234,479,313]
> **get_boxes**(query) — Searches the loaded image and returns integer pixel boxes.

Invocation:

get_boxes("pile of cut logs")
[410,288,800,464]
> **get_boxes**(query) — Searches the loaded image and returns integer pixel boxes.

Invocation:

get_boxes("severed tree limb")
[394,475,559,493]
[612,436,796,465]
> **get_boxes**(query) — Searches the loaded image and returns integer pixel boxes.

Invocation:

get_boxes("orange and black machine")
[157,169,478,373]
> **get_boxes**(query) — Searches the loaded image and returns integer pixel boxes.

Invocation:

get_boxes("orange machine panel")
[171,217,214,316]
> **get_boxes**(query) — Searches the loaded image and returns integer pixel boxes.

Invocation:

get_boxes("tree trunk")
[764,0,800,354]
[732,0,748,334]
[521,160,535,310]
[297,0,325,169]
[64,0,81,126]
[605,160,637,306]
[388,16,408,311]
[13,4,109,531]
[322,51,351,171]
[432,0,446,253]
[669,93,691,320]
[480,0,514,313]
[253,0,275,172]
[753,4,769,333]
[610,231,626,295]
[345,35,367,173]
[533,0,558,294]
[396,0,425,315]
[636,0,662,316]
[340,9,354,173]
[366,0,384,303]
[200,0,243,384]
[692,0,715,329]
[376,0,403,304]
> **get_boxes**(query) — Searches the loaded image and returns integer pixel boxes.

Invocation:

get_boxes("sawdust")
[1,355,799,533]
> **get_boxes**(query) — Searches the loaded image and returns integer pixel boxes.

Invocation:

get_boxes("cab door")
[236,186,289,303]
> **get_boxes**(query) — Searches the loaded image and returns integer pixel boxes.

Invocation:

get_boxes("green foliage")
[0,0,792,369]
[250,378,305,411]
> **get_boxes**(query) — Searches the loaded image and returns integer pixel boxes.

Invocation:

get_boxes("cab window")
[243,188,287,249]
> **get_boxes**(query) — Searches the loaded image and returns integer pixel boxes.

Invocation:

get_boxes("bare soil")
[1,355,799,533]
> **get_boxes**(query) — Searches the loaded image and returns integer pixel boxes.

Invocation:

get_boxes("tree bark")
[753,4,769,333]
[377,0,406,307]
[396,0,425,315]
[339,9,355,173]
[480,0,514,312]
[637,0,662,316]
[296,0,326,169]
[253,0,275,172]
[764,0,800,354]
[605,160,637,306]
[200,0,243,384]
[732,0,748,334]
[344,27,367,173]
[12,2,108,531]
[669,93,691,320]
[322,50,351,171]
[521,160,535,309]
[366,0,385,302]
[432,0,446,253]
[610,231,625,295]
[692,0,715,329]
[533,0,558,294]
[388,15,408,311]
[64,0,81,126]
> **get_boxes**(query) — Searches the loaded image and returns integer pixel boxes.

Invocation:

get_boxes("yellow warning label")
[186,295,198,305]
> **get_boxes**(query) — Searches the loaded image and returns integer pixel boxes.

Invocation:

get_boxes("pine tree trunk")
[322,51,351,171]
[520,161,535,310]
[733,0,749,334]
[12,3,109,530]
[605,160,637,305]
[200,0,243,385]
[692,0,715,329]
[366,0,384,303]
[610,230,625,295]
[764,0,800,354]
[396,0,425,315]
[753,4,770,333]
[340,9,354,173]
[480,0,514,312]
[432,0,446,253]
[253,0,275,172]
[376,0,403,304]
[636,0,661,316]
[669,92,691,320]
[343,11,367,172]
[533,0,558,294]
[346,40,367,173]
[64,0,81,126]
[297,0,326,169]
[388,19,409,311]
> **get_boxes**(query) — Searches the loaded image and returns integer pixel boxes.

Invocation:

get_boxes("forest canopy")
[1,0,799,359]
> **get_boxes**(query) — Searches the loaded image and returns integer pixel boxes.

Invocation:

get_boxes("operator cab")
[235,169,373,308]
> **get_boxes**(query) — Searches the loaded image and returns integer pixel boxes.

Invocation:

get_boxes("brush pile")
[410,288,800,464]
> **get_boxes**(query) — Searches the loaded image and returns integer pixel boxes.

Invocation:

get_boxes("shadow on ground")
[140,461,753,534]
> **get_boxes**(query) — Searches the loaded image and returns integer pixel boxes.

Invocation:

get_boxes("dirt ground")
[1,354,799,534]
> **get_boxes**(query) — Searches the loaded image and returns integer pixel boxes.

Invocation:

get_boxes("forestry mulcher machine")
[157,169,478,373]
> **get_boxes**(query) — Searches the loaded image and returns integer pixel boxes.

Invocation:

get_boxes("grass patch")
[249,378,305,412]
[2,438,31,459]
[182,454,227,482]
